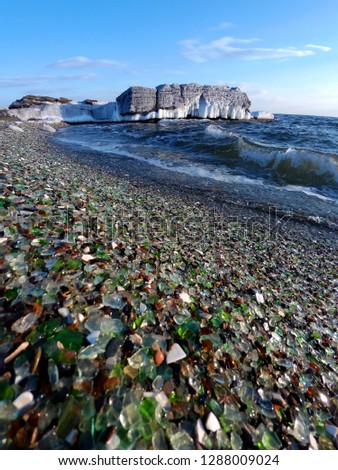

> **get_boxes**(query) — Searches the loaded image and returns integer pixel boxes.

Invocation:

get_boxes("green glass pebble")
[54,329,84,351]
[139,397,157,421]
[262,430,282,450]
[141,423,153,441]
[208,398,223,416]
[0,383,15,402]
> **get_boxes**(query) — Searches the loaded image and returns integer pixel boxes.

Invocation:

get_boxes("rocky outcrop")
[156,84,184,110]
[116,83,251,119]
[81,99,100,105]
[9,95,72,109]
[0,108,14,121]
[116,86,157,115]
[5,83,258,122]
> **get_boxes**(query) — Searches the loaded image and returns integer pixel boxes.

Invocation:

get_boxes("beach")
[0,121,337,450]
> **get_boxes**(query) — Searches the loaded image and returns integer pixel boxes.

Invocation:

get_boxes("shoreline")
[0,121,337,450]
[52,126,337,246]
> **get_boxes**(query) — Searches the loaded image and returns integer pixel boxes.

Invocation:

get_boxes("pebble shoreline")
[0,122,337,450]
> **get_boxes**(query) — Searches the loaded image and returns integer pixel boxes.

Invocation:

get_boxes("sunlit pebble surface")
[0,121,337,450]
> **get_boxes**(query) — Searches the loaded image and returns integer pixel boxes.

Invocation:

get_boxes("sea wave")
[56,120,338,204]
[238,138,338,186]
[204,125,236,139]
[203,125,338,189]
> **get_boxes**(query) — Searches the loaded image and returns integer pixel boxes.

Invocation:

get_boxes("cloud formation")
[48,56,126,69]
[305,44,331,52]
[0,74,97,88]
[181,36,331,62]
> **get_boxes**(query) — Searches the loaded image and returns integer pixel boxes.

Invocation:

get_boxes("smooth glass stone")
[224,403,242,422]
[48,359,59,387]
[166,343,186,364]
[231,431,243,450]
[12,391,34,411]
[100,317,124,335]
[152,428,168,450]
[169,430,195,450]
[155,391,171,412]
[128,349,151,369]
[152,375,164,392]
[205,412,221,432]
[11,312,37,334]
[262,430,282,449]
[142,334,168,350]
[119,403,142,429]
[292,411,310,445]
[195,418,207,444]
[102,294,125,310]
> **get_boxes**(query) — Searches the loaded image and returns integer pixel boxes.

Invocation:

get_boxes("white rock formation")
[5,83,269,123]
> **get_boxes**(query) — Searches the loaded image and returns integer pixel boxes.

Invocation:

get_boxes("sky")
[1,0,338,116]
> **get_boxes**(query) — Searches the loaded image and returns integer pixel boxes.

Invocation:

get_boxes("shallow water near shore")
[55,114,338,227]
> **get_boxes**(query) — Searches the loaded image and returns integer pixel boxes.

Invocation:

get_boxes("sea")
[55,114,338,229]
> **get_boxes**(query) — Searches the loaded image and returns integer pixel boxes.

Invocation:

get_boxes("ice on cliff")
[8,101,251,123]
[6,84,271,123]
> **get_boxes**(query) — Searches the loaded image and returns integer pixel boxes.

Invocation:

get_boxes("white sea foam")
[284,185,336,202]
[251,111,275,120]
[204,125,235,139]
[239,141,338,183]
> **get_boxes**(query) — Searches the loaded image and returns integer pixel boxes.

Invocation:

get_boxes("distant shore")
[0,121,337,450]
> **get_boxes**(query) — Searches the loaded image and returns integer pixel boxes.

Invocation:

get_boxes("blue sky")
[1,0,337,116]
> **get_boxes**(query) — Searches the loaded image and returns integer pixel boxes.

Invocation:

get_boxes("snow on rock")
[6,84,255,123]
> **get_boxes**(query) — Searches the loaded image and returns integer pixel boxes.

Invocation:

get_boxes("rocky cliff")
[117,83,251,120]
[5,83,253,122]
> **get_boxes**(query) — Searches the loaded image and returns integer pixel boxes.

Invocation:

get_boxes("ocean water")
[55,114,338,226]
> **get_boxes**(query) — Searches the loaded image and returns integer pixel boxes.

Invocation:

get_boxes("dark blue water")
[55,114,338,225]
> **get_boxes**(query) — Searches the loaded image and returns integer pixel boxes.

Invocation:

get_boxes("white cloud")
[48,56,126,69]
[0,74,97,88]
[306,44,331,52]
[180,36,325,62]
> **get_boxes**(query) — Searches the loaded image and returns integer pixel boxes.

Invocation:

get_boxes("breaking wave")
[55,116,338,207]
[203,125,338,192]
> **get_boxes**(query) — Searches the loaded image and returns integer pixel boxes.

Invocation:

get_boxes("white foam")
[251,111,275,120]
[284,184,336,202]
[239,142,338,184]
[204,125,235,139]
